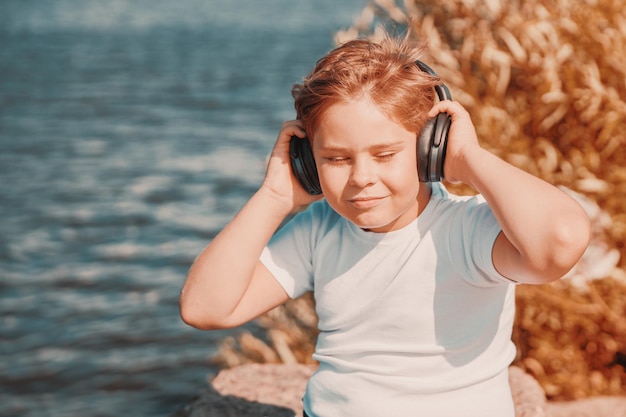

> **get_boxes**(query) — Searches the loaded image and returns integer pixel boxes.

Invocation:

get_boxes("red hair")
[292,33,439,139]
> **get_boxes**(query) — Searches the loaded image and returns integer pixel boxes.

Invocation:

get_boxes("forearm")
[464,148,591,282]
[179,186,292,324]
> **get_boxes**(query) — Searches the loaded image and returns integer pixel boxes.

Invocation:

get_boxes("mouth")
[348,196,386,209]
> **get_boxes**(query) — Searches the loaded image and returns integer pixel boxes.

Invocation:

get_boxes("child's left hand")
[427,100,482,186]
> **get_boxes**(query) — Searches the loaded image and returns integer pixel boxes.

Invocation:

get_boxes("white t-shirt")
[260,184,517,417]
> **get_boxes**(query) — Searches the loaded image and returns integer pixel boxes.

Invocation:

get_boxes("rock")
[509,366,549,417]
[212,363,315,416]
[547,397,626,417]
[171,385,295,417]
[173,364,553,417]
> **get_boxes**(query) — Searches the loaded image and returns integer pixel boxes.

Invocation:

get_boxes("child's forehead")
[322,97,386,119]
[317,98,405,132]
[312,99,416,151]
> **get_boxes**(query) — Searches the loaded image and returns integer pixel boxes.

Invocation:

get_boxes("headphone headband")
[415,60,452,102]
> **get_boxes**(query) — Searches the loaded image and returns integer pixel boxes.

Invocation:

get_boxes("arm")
[179,121,321,330]
[430,101,591,284]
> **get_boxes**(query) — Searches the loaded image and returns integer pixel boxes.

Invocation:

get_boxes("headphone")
[290,60,452,195]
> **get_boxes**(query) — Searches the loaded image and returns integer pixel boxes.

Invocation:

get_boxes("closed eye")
[324,156,350,164]
[324,152,396,164]
[375,152,396,161]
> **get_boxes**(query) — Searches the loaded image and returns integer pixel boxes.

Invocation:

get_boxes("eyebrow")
[318,141,406,153]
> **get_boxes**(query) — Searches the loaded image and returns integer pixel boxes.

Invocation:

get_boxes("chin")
[351,216,397,233]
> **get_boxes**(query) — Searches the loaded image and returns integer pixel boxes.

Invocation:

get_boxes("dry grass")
[213,0,626,401]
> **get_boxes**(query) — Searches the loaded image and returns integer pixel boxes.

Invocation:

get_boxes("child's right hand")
[261,120,322,211]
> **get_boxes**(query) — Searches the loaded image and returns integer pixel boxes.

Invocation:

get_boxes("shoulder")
[293,199,342,226]
[429,183,492,221]
[278,199,344,240]
[431,185,509,285]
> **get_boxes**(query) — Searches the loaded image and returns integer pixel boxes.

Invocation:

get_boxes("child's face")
[312,97,430,233]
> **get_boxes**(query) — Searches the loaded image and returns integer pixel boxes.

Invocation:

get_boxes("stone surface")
[171,387,295,417]
[172,363,626,417]
[173,363,557,417]
[509,366,549,417]
[212,363,315,417]
[547,397,626,417]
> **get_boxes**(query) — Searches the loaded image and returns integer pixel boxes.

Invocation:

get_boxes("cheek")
[318,167,348,194]
[386,157,419,186]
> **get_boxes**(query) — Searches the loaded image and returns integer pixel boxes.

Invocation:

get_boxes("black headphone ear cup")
[417,113,451,182]
[417,118,435,182]
[289,136,322,195]
[430,112,451,182]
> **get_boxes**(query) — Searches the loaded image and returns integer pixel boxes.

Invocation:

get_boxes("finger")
[427,100,462,118]
[281,120,307,138]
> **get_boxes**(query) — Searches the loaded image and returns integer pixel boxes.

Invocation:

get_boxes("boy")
[180,33,591,416]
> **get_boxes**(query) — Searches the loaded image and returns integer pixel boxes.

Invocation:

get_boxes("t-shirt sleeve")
[451,196,516,287]
[260,202,325,298]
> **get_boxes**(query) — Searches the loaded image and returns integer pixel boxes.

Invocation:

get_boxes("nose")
[349,157,377,188]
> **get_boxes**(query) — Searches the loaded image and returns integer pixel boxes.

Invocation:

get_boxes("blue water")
[0,1,367,415]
